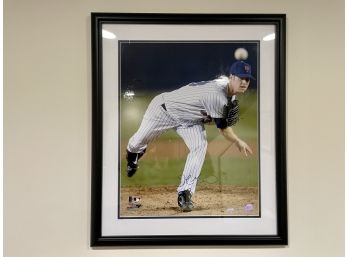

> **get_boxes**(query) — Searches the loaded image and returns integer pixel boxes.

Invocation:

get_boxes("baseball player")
[126,60,254,212]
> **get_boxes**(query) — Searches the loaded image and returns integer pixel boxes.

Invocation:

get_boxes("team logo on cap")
[244,65,250,72]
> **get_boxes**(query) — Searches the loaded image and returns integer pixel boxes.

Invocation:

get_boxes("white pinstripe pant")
[127,94,207,193]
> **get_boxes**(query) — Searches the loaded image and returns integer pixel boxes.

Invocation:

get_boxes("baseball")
[234,48,248,60]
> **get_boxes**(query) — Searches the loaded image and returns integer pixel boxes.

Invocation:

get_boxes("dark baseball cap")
[229,61,255,80]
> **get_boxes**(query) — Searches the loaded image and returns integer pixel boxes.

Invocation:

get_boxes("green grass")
[120,89,259,188]
[219,157,259,186]
[121,157,259,187]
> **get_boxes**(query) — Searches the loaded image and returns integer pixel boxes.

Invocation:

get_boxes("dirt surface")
[120,184,259,217]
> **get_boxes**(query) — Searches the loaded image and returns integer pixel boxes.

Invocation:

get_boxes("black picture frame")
[91,13,287,246]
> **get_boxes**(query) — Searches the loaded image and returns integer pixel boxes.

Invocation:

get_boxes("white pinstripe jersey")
[162,76,234,125]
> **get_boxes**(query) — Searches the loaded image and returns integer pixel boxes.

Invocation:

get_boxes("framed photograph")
[91,13,287,246]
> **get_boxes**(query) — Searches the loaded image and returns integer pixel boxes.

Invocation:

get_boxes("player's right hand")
[235,139,253,156]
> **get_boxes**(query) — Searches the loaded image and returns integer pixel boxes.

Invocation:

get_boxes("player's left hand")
[235,139,253,156]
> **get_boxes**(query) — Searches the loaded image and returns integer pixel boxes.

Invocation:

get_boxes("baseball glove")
[223,98,240,126]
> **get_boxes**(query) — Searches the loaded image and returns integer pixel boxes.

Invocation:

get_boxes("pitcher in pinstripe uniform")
[126,61,254,212]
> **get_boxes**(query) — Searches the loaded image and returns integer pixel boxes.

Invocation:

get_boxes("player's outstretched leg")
[126,149,146,177]
[177,190,194,212]
[126,94,178,177]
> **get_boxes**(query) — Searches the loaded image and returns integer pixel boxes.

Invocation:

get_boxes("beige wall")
[4,0,344,256]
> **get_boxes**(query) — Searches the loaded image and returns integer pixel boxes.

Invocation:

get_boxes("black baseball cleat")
[126,149,146,177]
[126,161,138,177]
[177,190,194,212]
